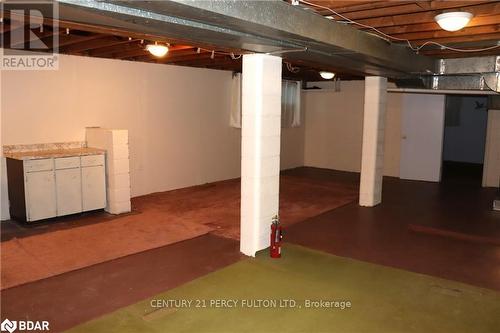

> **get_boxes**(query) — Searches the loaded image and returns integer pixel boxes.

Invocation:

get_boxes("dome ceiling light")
[319,71,335,80]
[434,12,473,32]
[146,42,169,57]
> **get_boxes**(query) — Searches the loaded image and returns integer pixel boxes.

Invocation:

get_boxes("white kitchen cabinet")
[55,157,83,216]
[25,170,57,221]
[56,168,83,216]
[6,152,106,222]
[82,156,106,211]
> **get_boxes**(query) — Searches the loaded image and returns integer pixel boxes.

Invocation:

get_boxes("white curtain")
[229,76,301,128]
[229,73,242,128]
[281,80,301,128]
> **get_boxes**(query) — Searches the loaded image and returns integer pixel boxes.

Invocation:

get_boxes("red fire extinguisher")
[270,215,282,258]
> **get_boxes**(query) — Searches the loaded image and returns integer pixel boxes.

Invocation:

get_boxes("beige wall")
[303,81,402,177]
[280,108,306,170]
[1,52,304,211]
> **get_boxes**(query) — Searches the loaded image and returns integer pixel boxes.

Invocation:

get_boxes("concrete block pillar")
[359,77,387,207]
[240,54,282,256]
[86,127,132,214]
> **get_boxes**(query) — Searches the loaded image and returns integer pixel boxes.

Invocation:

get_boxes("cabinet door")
[56,168,83,216]
[26,171,57,221]
[82,166,106,211]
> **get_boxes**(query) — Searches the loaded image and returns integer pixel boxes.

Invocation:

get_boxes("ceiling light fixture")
[319,71,335,80]
[146,42,169,57]
[434,11,473,32]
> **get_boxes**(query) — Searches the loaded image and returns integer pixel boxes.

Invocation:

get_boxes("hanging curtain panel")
[229,73,242,128]
[281,80,301,128]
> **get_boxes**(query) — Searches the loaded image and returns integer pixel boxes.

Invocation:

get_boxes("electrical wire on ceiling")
[297,0,500,54]
[195,46,244,58]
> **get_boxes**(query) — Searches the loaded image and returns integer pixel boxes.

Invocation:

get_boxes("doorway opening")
[442,95,488,186]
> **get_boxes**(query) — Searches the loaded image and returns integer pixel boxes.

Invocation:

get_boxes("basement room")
[1,0,499,332]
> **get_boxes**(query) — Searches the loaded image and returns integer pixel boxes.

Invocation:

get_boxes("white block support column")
[359,76,387,207]
[86,127,131,214]
[240,54,282,257]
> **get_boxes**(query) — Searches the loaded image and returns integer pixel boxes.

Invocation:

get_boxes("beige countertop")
[4,147,106,160]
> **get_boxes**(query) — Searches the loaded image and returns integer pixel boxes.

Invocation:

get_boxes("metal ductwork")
[395,56,500,94]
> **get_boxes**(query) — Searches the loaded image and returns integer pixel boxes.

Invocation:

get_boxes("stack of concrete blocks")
[86,127,131,214]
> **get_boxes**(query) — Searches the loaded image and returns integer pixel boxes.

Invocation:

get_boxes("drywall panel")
[303,81,402,177]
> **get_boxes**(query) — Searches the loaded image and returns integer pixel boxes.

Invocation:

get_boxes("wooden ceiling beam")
[152,48,202,62]
[56,34,104,48]
[61,35,131,54]
[7,26,60,48]
[375,14,500,35]
[132,48,199,62]
[421,46,500,58]
[107,46,147,59]
[87,41,142,57]
[114,44,193,60]
[355,2,500,28]
[171,55,233,67]
[163,52,219,65]
[325,1,492,20]
[413,32,500,46]
[393,24,500,41]
[306,0,397,12]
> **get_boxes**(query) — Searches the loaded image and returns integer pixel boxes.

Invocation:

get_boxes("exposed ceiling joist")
[60,36,129,53]
[310,1,492,20]
[377,14,500,35]
[354,2,500,28]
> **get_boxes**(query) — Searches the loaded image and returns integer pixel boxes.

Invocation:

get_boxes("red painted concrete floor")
[284,167,500,291]
[1,167,499,332]
[0,234,242,332]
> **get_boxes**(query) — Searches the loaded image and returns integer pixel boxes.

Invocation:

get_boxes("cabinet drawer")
[81,154,105,167]
[25,159,53,172]
[55,156,80,169]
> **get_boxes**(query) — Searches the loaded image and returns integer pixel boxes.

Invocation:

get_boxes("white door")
[56,168,83,216]
[82,166,106,211]
[26,171,57,221]
[400,94,446,182]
